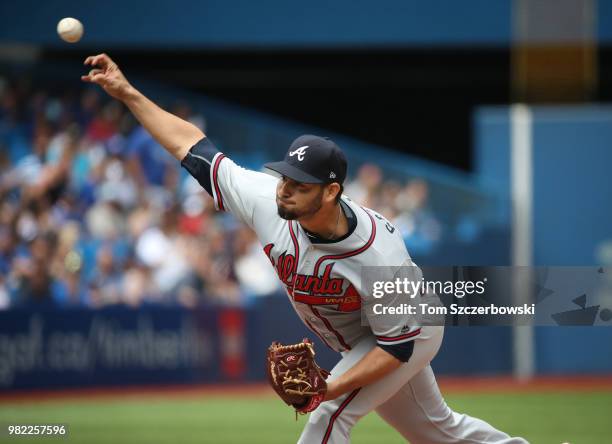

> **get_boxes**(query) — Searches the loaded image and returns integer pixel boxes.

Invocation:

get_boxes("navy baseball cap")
[265,135,347,184]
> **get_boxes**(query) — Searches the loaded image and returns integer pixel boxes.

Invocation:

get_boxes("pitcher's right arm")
[82,53,204,161]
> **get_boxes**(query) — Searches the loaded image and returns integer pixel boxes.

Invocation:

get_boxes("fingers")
[90,73,107,84]
[80,68,103,83]
[83,53,105,66]
[83,53,114,68]
[80,70,107,85]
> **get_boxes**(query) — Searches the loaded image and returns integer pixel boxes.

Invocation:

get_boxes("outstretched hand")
[81,53,132,101]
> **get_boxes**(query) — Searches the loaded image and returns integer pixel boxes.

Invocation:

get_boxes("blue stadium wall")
[1,0,513,47]
[3,0,612,48]
[475,105,612,375]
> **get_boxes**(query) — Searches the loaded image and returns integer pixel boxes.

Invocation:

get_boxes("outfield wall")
[3,302,608,391]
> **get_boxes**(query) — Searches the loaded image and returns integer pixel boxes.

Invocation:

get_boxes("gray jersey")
[182,138,422,352]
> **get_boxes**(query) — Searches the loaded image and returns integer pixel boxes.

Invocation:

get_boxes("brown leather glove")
[267,338,330,416]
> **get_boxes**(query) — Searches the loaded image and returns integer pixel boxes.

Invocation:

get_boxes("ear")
[324,183,341,203]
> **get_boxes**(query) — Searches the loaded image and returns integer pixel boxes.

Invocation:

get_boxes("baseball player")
[83,53,528,444]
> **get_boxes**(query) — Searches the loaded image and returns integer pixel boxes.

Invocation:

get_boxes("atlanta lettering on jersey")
[263,243,361,312]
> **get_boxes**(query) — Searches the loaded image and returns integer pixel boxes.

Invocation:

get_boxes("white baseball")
[57,17,84,43]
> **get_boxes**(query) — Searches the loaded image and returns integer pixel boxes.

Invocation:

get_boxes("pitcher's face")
[276,176,324,220]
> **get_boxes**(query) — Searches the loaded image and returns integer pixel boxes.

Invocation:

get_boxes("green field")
[1,391,610,443]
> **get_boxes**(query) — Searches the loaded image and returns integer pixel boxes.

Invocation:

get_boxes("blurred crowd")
[0,76,441,310]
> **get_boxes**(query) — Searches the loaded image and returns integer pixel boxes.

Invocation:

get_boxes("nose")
[279,180,292,198]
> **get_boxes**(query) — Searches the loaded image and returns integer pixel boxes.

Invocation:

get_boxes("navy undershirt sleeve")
[180,137,220,196]
[377,340,414,363]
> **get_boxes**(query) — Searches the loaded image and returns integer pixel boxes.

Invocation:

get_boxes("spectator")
[86,245,123,308]
[233,226,281,297]
[393,179,442,255]
[344,163,382,208]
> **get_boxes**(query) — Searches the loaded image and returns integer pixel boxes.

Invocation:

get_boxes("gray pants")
[298,327,529,444]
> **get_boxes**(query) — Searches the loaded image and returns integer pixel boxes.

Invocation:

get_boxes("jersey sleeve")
[181,137,276,227]
[363,261,423,348]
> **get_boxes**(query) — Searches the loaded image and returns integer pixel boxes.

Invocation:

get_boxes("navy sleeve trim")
[378,340,414,363]
[376,328,421,345]
[180,137,220,197]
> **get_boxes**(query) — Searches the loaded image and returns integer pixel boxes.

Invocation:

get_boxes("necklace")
[327,205,342,240]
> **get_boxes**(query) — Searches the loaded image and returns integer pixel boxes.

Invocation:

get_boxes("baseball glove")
[267,338,330,416]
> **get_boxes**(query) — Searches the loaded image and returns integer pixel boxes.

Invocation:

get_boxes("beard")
[276,190,323,220]
[277,205,300,220]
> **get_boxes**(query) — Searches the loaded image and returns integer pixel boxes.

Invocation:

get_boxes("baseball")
[57,17,83,43]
